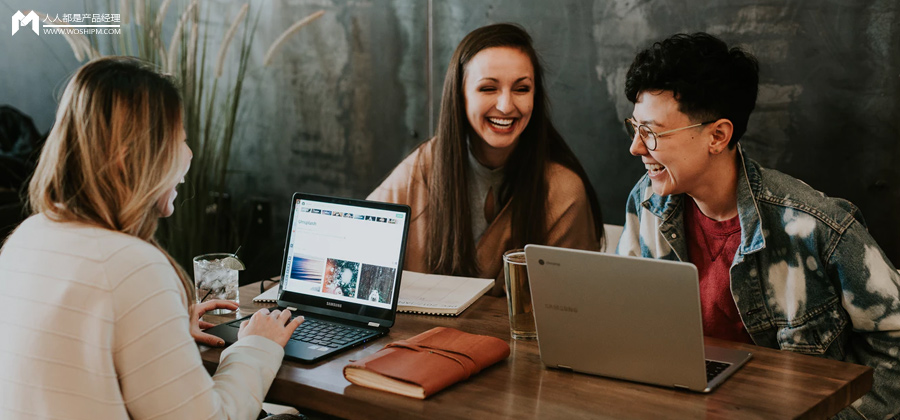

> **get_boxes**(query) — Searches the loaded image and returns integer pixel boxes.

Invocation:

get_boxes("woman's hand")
[238,308,304,347]
[191,299,239,347]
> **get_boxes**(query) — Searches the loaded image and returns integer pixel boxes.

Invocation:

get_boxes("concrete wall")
[3,0,899,278]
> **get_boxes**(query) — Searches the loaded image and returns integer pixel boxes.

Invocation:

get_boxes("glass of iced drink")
[193,253,243,314]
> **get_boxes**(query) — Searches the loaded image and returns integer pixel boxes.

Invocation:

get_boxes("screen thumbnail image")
[322,258,360,298]
[357,264,396,304]
[289,254,325,292]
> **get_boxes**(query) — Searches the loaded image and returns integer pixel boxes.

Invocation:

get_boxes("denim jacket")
[617,148,900,420]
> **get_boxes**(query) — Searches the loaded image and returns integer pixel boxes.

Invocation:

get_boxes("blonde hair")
[28,56,195,307]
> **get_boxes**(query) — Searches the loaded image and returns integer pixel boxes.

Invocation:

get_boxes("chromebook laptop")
[206,193,411,363]
[524,245,751,392]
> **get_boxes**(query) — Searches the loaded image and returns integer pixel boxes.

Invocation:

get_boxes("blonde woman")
[0,57,303,419]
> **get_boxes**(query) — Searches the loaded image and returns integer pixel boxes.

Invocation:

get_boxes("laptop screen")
[277,193,410,325]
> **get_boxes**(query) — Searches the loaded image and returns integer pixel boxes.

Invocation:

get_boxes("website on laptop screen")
[281,198,406,309]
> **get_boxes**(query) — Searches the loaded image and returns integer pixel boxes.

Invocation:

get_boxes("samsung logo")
[326,302,342,308]
[545,303,578,313]
[537,259,560,266]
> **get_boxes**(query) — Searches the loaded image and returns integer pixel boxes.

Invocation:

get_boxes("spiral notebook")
[396,271,493,316]
[255,272,493,315]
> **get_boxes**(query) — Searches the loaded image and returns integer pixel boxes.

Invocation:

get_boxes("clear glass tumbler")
[193,253,240,315]
[503,249,536,340]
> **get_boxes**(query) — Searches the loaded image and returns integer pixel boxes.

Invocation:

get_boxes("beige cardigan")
[368,140,600,296]
[0,215,283,419]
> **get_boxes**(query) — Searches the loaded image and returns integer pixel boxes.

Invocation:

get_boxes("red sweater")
[683,198,754,344]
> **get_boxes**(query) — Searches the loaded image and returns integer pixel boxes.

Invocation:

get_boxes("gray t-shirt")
[467,146,506,242]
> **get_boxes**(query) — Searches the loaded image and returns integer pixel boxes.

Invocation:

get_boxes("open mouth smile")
[487,117,516,133]
[645,163,667,177]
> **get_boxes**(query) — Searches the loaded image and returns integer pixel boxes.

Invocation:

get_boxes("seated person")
[616,32,900,419]
[0,57,303,419]
[369,23,603,295]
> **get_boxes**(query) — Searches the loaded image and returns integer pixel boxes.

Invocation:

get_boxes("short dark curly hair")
[625,32,759,146]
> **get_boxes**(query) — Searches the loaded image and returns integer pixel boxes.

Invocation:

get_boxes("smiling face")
[629,90,713,197]
[463,46,534,168]
[156,129,192,218]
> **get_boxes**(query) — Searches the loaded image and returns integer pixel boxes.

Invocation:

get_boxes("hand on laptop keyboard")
[239,308,305,347]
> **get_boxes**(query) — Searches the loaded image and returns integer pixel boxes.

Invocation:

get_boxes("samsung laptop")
[524,245,751,392]
[206,193,411,363]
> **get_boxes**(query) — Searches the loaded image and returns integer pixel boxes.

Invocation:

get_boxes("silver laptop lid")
[525,245,709,390]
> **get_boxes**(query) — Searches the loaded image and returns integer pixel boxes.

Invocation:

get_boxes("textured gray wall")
[3,0,899,279]
[231,0,429,275]
[235,0,427,200]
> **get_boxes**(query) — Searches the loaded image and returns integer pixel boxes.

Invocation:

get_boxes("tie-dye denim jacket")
[616,149,900,420]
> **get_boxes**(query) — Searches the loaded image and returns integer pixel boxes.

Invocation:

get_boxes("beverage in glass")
[193,253,240,315]
[503,249,536,340]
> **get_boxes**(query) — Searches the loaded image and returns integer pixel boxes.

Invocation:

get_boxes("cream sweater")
[0,214,284,419]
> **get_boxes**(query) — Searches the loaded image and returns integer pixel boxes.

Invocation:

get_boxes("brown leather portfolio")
[343,327,510,399]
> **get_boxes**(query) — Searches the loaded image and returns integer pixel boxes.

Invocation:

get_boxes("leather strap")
[384,341,478,378]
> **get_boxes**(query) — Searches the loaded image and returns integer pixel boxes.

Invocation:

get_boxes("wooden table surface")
[200,282,873,420]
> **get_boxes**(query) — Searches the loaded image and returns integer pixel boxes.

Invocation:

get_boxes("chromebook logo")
[12,11,40,36]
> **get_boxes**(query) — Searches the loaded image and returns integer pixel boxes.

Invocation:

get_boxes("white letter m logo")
[12,10,39,36]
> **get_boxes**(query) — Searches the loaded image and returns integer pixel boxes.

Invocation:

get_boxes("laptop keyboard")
[226,315,377,349]
[705,360,732,382]
[288,317,377,349]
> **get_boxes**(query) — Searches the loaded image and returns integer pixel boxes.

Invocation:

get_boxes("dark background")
[2,0,898,283]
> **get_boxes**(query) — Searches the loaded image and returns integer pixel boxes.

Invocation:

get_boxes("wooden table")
[200,283,873,420]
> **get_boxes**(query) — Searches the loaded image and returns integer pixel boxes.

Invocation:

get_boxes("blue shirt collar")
[641,143,766,255]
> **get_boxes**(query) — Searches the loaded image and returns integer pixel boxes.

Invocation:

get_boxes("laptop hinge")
[287,306,298,311]
[673,384,690,391]
[367,321,380,327]
[557,365,573,371]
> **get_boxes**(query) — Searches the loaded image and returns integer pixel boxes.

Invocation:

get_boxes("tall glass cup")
[193,253,240,315]
[503,249,536,340]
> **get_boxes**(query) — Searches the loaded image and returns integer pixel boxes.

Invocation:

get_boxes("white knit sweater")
[0,214,284,419]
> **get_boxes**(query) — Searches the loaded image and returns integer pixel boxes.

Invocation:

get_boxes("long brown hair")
[27,56,195,307]
[425,23,604,276]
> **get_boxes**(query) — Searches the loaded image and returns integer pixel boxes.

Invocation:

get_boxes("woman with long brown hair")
[0,57,302,419]
[369,23,603,295]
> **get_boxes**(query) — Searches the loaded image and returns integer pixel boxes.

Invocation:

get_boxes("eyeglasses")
[624,118,717,151]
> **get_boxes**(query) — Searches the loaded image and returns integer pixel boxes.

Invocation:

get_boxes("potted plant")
[29,2,323,270]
